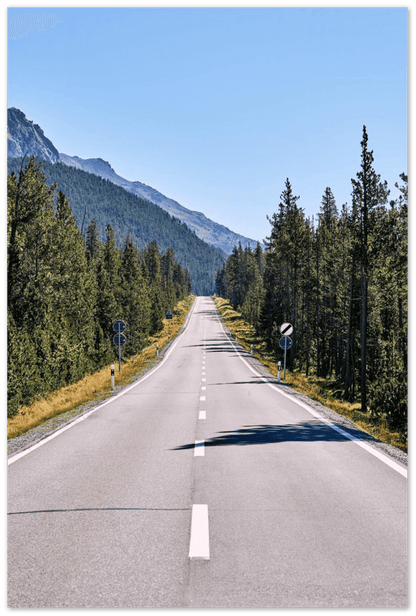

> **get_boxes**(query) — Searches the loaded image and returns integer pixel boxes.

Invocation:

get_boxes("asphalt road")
[7,296,407,608]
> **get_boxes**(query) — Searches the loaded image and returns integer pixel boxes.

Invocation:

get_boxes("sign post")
[279,323,293,381]
[113,320,127,374]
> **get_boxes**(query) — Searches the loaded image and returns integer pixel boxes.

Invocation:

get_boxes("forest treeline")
[215,127,407,437]
[8,157,191,418]
[7,157,226,296]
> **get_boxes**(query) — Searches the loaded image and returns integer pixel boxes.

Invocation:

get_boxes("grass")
[8,295,195,439]
[213,296,407,453]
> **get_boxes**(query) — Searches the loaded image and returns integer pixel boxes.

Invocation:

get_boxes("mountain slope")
[8,107,263,254]
[60,153,263,254]
[7,156,226,296]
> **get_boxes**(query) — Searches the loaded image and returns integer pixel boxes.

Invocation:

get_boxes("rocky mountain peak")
[7,107,60,163]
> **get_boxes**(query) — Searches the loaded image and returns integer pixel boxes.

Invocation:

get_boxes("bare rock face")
[7,107,60,163]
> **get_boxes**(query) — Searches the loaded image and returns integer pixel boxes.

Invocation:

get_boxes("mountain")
[7,156,226,296]
[7,107,60,163]
[8,108,263,254]
[59,153,262,254]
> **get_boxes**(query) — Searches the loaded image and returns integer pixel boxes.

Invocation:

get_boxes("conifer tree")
[120,236,152,354]
[351,125,389,412]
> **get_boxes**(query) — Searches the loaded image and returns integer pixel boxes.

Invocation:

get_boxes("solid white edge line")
[8,297,198,466]
[216,310,407,479]
[189,504,210,559]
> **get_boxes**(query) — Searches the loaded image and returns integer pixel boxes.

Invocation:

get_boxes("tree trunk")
[360,273,367,412]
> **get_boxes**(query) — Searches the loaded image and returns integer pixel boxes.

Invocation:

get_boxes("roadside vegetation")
[8,295,194,439]
[214,297,407,453]
[215,127,407,450]
[8,157,192,420]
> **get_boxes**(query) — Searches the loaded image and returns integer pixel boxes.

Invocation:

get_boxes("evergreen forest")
[8,157,192,417]
[7,157,226,296]
[215,127,407,438]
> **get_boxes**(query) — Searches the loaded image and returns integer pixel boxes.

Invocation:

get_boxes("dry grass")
[213,296,407,453]
[8,295,195,439]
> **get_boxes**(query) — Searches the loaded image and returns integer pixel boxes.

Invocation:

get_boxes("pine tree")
[351,126,389,412]
[120,236,152,355]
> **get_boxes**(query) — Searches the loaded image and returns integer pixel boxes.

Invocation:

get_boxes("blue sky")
[7,3,408,245]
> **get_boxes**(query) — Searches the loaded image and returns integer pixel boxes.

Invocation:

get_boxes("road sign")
[113,319,126,333]
[166,310,173,320]
[113,333,127,346]
[280,322,293,337]
[279,336,292,350]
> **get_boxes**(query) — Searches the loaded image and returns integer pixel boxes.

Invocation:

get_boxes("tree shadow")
[210,375,291,386]
[172,420,379,450]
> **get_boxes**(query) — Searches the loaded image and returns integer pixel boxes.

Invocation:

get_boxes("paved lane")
[8,296,407,607]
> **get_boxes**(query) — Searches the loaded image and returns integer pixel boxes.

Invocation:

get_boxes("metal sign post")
[113,320,127,374]
[279,323,293,381]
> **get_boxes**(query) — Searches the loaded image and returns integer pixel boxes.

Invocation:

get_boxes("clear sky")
[7,2,408,245]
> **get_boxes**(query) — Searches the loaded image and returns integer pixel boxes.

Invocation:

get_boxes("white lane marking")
[202,378,206,382]
[189,504,210,559]
[201,386,206,391]
[8,297,200,466]
[216,311,408,479]
[199,410,206,420]
[199,396,206,401]
[194,440,205,456]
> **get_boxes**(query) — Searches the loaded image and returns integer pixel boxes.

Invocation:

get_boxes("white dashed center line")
[189,504,210,559]
[194,440,205,456]
[199,410,206,420]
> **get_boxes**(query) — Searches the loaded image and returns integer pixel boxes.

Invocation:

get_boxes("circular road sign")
[279,336,292,350]
[113,333,127,346]
[113,319,126,333]
[280,322,293,336]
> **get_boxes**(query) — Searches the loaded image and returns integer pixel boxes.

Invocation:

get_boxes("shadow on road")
[172,420,379,450]
[210,376,289,386]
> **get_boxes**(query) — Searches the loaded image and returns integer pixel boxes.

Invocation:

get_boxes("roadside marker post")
[111,364,115,390]
[166,309,172,342]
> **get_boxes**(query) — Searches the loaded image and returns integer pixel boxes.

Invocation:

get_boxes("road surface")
[8,296,407,608]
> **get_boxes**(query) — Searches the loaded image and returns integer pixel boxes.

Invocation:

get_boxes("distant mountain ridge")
[7,107,263,255]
